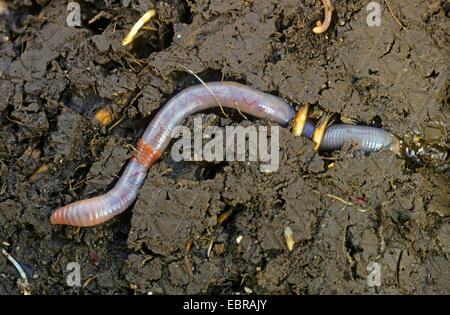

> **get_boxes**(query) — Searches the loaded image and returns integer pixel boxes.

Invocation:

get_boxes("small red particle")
[356,197,367,205]
[90,252,100,266]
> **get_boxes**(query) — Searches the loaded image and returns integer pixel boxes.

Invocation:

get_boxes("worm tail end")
[50,195,112,227]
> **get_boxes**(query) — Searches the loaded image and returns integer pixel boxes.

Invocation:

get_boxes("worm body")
[319,124,399,153]
[141,82,296,153]
[50,82,398,227]
[51,82,295,226]
[50,160,148,226]
[301,120,400,153]
[313,0,333,34]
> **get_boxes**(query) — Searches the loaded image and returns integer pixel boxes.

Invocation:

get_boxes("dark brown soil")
[0,0,448,294]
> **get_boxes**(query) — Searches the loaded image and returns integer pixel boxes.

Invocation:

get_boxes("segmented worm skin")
[50,82,295,226]
[319,124,399,152]
[141,82,295,152]
[50,161,149,226]
[50,82,398,227]
[301,120,399,153]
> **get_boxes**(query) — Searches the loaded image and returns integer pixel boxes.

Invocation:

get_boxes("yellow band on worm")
[312,113,331,151]
[292,105,309,137]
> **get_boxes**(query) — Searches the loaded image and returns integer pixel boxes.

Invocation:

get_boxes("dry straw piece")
[122,9,156,46]
[284,226,295,251]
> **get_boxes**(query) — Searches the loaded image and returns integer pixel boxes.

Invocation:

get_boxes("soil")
[0,0,448,295]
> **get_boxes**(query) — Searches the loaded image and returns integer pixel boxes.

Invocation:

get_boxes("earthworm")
[313,0,333,34]
[50,82,399,227]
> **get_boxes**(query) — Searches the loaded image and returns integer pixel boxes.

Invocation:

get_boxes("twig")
[384,0,407,31]
[108,113,126,132]
[325,193,368,213]
[82,275,97,293]
[88,11,107,24]
[1,248,31,295]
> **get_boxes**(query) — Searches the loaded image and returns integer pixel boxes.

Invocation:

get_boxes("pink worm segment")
[50,82,295,226]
